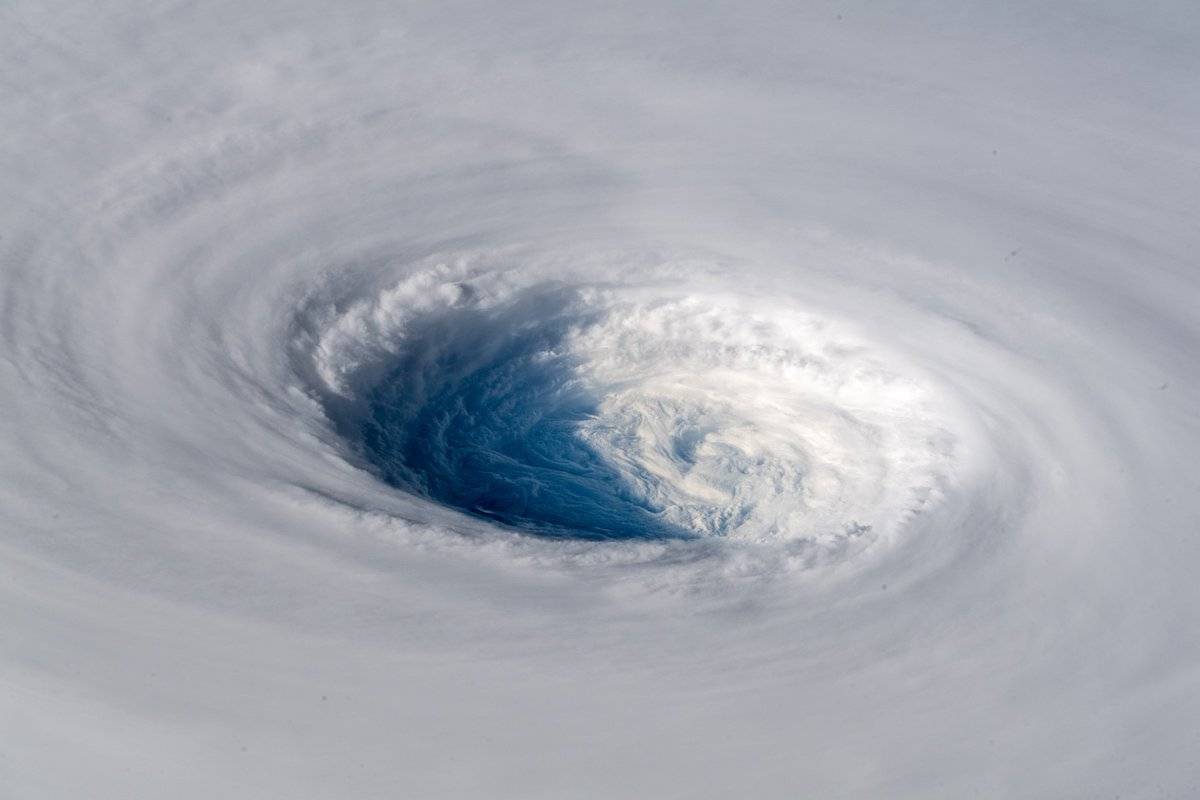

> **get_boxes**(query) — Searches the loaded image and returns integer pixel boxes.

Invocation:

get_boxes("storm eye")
[313,269,966,551]
[352,291,688,540]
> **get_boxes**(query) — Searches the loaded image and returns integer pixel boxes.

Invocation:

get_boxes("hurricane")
[3,2,1198,798]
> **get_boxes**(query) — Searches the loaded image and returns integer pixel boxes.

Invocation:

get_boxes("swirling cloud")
[2,2,1198,798]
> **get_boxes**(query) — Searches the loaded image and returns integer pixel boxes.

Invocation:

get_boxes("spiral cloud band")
[3,2,1198,798]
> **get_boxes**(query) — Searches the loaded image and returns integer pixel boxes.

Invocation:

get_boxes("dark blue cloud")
[344,287,690,540]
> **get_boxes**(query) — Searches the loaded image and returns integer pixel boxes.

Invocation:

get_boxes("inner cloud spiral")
[308,259,971,550]
[3,3,1198,799]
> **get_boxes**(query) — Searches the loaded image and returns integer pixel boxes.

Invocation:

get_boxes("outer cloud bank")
[2,2,1198,798]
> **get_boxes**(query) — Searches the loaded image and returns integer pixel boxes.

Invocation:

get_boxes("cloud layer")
[2,2,1198,798]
